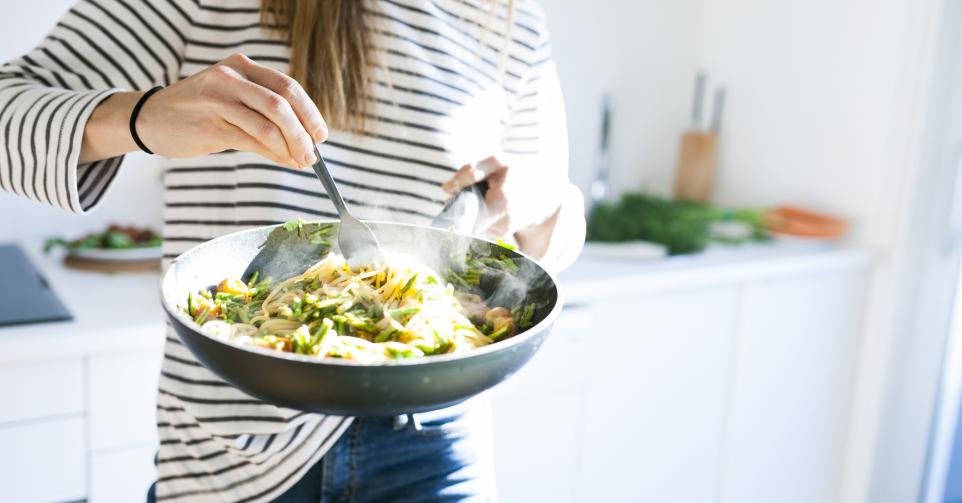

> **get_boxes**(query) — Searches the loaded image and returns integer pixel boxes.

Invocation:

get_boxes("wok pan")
[160,221,562,416]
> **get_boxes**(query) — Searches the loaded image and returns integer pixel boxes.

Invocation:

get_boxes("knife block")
[673,131,718,203]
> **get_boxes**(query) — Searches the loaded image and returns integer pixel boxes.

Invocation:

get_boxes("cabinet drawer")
[0,417,86,503]
[90,350,162,450]
[0,358,84,423]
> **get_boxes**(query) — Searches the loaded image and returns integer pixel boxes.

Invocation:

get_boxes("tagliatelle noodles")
[195,253,506,363]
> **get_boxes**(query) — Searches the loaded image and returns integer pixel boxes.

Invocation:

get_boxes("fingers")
[221,105,298,167]
[231,77,317,167]
[220,123,294,167]
[441,156,512,237]
[440,154,566,240]
[226,54,329,142]
[442,156,505,193]
[476,168,510,235]
[442,165,485,194]
[216,54,321,167]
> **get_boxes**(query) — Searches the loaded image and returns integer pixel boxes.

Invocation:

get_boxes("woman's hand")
[80,53,326,167]
[442,155,566,258]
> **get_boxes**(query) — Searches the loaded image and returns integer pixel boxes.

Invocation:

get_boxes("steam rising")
[368,222,552,315]
[245,221,554,326]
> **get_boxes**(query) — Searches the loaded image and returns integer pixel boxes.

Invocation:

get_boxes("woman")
[0,0,584,501]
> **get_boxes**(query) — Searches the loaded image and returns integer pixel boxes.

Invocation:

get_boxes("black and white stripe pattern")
[0,0,569,501]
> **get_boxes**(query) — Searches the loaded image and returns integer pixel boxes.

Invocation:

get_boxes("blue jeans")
[275,399,495,502]
[147,399,495,502]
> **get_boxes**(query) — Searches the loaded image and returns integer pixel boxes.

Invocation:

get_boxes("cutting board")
[63,255,161,273]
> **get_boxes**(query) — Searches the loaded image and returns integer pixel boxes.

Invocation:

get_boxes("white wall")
[687,1,944,502]
[540,0,708,196]
[0,0,164,243]
[694,0,926,246]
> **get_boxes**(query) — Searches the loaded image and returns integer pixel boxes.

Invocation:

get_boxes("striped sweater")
[0,0,579,501]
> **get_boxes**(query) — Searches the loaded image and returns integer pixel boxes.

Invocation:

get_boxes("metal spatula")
[310,144,384,267]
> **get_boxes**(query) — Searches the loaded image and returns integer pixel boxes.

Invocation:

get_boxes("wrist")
[80,91,142,164]
[515,207,560,260]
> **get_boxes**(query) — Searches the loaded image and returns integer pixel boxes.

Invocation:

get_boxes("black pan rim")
[159,220,565,368]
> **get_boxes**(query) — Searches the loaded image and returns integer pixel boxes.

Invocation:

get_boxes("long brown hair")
[262,1,515,132]
[262,0,373,131]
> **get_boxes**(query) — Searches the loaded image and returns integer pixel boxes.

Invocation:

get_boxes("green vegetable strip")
[399,273,418,295]
[489,326,510,341]
[517,303,536,329]
[374,324,398,343]
[292,326,311,354]
[310,318,333,347]
[388,306,420,319]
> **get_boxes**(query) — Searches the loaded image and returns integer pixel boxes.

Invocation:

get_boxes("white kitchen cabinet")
[494,305,594,401]
[492,306,593,502]
[490,250,868,503]
[0,417,86,503]
[89,350,163,450]
[90,445,158,503]
[0,357,84,424]
[720,272,865,503]
[577,287,740,503]
[493,392,583,503]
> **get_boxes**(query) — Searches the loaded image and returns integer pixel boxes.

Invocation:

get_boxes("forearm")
[79,91,143,165]
[515,208,558,259]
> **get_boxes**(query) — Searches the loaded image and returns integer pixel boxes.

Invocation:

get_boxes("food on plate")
[44,224,161,253]
[184,252,537,363]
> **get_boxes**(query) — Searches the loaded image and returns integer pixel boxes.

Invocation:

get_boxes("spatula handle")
[431,181,489,233]
[311,145,349,219]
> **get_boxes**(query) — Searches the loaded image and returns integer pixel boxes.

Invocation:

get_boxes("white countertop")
[561,240,871,305]
[0,239,871,364]
[0,242,164,364]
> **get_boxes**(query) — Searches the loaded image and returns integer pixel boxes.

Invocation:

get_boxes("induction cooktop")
[0,243,72,327]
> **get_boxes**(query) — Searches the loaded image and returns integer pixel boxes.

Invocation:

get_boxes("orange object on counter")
[765,206,848,238]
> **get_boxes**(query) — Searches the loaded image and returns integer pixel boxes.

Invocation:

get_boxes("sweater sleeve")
[500,7,586,272]
[0,0,192,213]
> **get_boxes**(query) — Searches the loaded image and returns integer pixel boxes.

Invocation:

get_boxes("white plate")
[580,241,668,260]
[68,246,163,262]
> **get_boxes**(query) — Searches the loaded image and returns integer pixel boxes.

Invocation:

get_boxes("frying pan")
[160,221,562,416]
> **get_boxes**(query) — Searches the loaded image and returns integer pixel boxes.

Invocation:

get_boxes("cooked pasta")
[184,252,536,363]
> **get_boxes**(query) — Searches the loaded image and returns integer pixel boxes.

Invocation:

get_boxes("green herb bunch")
[587,193,715,255]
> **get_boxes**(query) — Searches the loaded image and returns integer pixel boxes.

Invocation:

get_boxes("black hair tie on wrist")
[129,86,163,155]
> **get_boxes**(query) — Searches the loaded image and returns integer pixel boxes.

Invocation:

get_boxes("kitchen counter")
[0,237,874,503]
[0,239,870,364]
[0,242,164,364]
[562,240,870,305]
